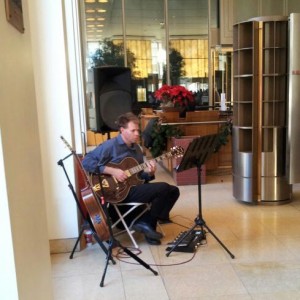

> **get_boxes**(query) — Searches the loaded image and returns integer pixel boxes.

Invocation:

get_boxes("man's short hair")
[116,112,139,130]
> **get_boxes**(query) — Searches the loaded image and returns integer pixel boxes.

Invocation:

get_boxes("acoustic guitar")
[91,146,184,204]
[60,136,110,242]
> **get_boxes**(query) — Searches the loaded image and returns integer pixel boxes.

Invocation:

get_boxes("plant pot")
[161,106,187,118]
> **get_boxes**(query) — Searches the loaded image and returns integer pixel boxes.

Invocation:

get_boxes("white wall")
[28,1,79,240]
[0,0,85,298]
[0,0,53,298]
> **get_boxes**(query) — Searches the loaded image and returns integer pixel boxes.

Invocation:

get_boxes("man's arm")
[82,151,100,173]
[140,161,156,182]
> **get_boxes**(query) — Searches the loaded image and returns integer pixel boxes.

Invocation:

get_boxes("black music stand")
[166,134,235,258]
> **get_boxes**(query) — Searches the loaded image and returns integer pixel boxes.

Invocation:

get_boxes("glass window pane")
[125,0,165,102]
[168,0,211,94]
[84,0,125,68]
[81,0,220,110]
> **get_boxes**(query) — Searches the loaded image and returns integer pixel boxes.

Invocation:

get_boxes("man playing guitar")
[82,112,180,245]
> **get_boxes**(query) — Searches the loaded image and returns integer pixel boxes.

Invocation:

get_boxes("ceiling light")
[85,0,95,3]
[96,24,104,27]
[87,35,102,40]
[97,9,106,13]
[86,9,96,13]
[87,24,96,28]
[86,18,96,21]
[97,18,105,21]
[98,0,108,3]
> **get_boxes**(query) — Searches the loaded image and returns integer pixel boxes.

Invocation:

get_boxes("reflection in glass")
[168,0,217,95]
[211,47,233,109]
[125,0,165,102]
[84,0,124,69]
[81,0,221,110]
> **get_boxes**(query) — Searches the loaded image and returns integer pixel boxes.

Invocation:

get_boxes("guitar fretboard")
[128,151,178,175]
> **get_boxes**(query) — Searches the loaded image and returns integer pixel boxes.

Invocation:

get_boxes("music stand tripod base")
[165,134,235,259]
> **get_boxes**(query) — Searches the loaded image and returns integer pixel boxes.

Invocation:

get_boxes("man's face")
[121,121,140,144]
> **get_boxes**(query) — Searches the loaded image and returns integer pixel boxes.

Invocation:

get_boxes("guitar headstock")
[60,136,74,153]
[170,146,184,158]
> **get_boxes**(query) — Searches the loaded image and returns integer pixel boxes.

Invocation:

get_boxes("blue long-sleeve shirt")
[82,135,154,182]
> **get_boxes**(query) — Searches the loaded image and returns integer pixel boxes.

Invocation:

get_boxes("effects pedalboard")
[166,229,206,253]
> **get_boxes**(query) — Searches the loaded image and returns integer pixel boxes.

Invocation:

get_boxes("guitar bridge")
[93,178,110,192]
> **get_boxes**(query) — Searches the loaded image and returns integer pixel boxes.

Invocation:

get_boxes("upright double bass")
[60,136,110,242]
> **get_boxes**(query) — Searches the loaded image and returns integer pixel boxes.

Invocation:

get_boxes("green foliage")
[90,38,140,78]
[215,119,233,152]
[150,122,183,157]
[169,48,186,84]
[163,48,185,85]
[148,118,232,157]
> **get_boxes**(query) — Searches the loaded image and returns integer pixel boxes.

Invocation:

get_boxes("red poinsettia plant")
[154,84,195,108]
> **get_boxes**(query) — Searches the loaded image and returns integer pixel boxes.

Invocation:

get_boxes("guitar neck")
[128,152,173,175]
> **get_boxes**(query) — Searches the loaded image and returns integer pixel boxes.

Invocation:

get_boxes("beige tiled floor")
[51,166,300,299]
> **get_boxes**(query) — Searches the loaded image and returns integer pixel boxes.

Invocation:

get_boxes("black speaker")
[92,66,133,133]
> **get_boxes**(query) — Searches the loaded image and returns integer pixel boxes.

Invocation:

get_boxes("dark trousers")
[122,182,180,229]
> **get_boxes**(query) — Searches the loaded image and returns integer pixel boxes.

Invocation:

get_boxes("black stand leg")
[92,230,116,266]
[70,225,85,259]
[202,221,234,258]
[100,239,113,287]
[99,200,158,287]
[99,237,158,287]
[121,245,158,275]
[166,137,235,259]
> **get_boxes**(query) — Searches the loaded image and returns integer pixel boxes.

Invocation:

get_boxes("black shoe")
[132,221,163,240]
[145,236,161,245]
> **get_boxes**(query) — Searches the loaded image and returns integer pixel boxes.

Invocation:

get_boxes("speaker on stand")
[89,66,133,134]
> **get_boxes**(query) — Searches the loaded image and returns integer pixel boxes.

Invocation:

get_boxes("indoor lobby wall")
[0,0,53,299]
[28,0,80,247]
[0,0,87,298]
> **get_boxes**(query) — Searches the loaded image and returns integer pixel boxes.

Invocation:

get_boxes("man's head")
[117,112,140,145]
[116,112,139,129]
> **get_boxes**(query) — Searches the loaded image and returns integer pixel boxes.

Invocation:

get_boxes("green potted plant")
[215,118,233,152]
[145,117,232,158]
[149,120,183,158]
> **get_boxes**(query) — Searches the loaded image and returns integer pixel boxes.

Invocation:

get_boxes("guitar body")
[81,186,110,241]
[91,147,184,203]
[92,157,144,204]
